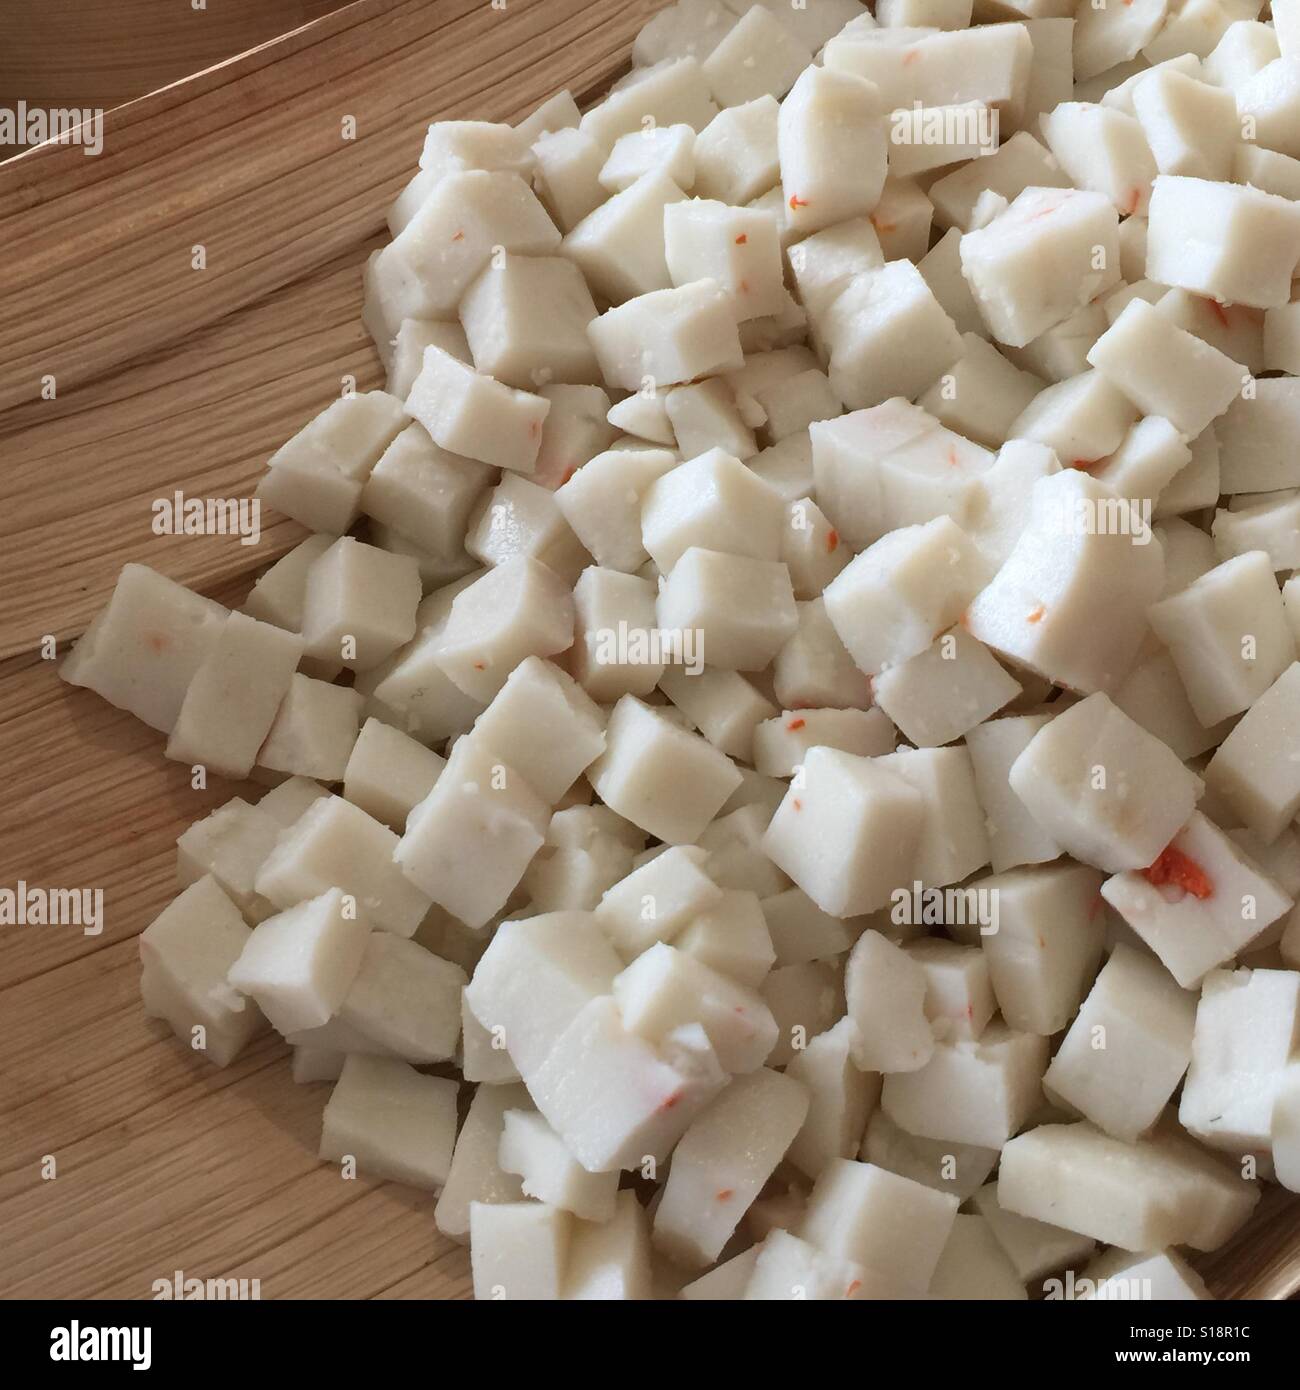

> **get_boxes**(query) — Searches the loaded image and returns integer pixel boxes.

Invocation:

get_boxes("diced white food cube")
[588,280,745,392]
[531,127,607,235]
[753,708,893,778]
[226,887,368,1035]
[656,546,797,671]
[917,333,1045,451]
[824,516,988,676]
[176,797,280,922]
[256,794,431,938]
[761,747,925,917]
[1204,662,1300,839]
[595,845,722,959]
[562,168,686,303]
[929,1214,1027,1301]
[872,629,1021,748]
[435,1082,529,1242]
[1147,550,1297,725]
[396,739,551,929]
[1214,494,1300,575]
[331,931,464,1063]
[1274,1069,1300,1193]
[1044,942,1196,1141]
[291,1046,343,1084]
[1216,380,1300,494]
[964,471,1163,696]
[598,123,696,195]
[531,384,618,492]
[845,929,936,1073]
[1101,811,1293,988]
[703,4,811,106]
[470,1200,571,1300]
[498,1109,620,1221]
[1132,66,1239,181]
[799,1158,958,1293]
[823,261,964,410]
[980,861,1105,1034]
[881,1022,1050,1148]
[965,714,1061,872]
[242,534,335,632]
[343,718,444,832]
[564,1189,654,1301]
[406,346,550,475]
[1146,174,1300,310]
[255,391,408,533]
[653,1068,809,1268]
[1079,1248,1211,1301]
[1039,101,1156,216]
[257,776,329,829]
[659,667,777,762]
[1179,965,1300,1153]
[139,875,266,1067]
[907,938,996,1042]
[774,597,874,712]
[386,319,471,400]
[1092,415,1191,505]
[571,567,664,702]
[970,1181,1097,1284]
[582,56,719,151]
[300,536,421,673]
[873,744,991,887]
[761,958,844,1066]
[785,1017,880,1181]
[693,94,781,204]
[667,379,756,459]
[958,186,1121,349]
[258,674,363,783]
[679,1247,761,1301]
[556,447,677,573]
[674,885,777,985]
[743,1230,877,1300]
[997,1119,1259,1252]
[1073,0,1166,80]
[664,198,786,320]
[860,1110,998,1203]
[606,392,677,447]
[61,564,228,734]
[927,129,1070,233]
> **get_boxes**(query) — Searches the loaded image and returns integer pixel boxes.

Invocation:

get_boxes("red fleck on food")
[957,610,970,631]
[144,632,169,654]
[789,194,810,210]
[870,214,896,234]
[560,464,576,485]
[902,50,919,66]
[739,279,750,294]
[846,1280,862,1296]
[716,1189,734,1202]
[787,717,807,731]
[1206,298,1231,330]
[1121,187,1141,216]
[792,798,803,811]
[451,230,465,242]
[947,446,960,468]
[735,233,748,245]
[1143,845,1214,899]
[826,528,840,552]
[472,660,486,670]
[1069,457,1104,472]
[658,1091,682,1113]
[1026,604,1046,624]
[529,420,540,437]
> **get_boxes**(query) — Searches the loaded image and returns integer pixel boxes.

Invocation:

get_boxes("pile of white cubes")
[61,0,1300,1300]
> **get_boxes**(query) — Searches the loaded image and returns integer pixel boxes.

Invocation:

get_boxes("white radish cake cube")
[1091,416,1191,504]
[556,446,677,572]
[753,708,894,778]
[693,94,781,204]
[928,1214,1027,1302]
[176,797,281,922]
[969,1181,1097,1284]
[256,391,408,532]
[1275,1069,1300,1193]
[860,1110,998,1204]
[666,379,756,459]
[664,198,786,320]
[344,719,444,832]
[1156,429,1221,519]
[336,932,465,1062]
[1215,380,1300,494]
[780,497,850,599]
[762,747,925,916]
[824,516,988,675]
[458,254,599,390]
[799,1158,958,1292]
[959,186,1121,349]
[61,564,228,734]
[300,536,421,672]
[595,845,721,958]
[916,333,1045,451]
[1080,1248,1212,1301]
[527,999,728,1170]
[255,794,431,938]
[965,714,1061,872]
[761,958,844,1066]
[778,66,886,237]
[613,941,777,1073]
[320,1055,458,1190]
[523,834,635,915]
[431,555,574,701]
[868,175,935,262]
[872,629,1021,748]
[963,470,1163,695]
[368,523,474,592]
[1264,301,1300,376]
[906,938,996,1042]
[361,423,494,558]
[608,391,677,445]
[1131,65,1239,181]
[434,1082,529,1242]
[291,1046,344,1083]
[242,534,335,632]
[1008,692,1201,873]
[139,876,266,1067]
[571,567,664,701]
[674,886,776,986]
[465,911,622,1079]
[1039,101,1156,217]
[226,887,368,1035]
[258,674,363,782]
[742,1231,875,1301]
[1146,174,1300,310]
[703,4,811,106]
[406,346,550,474]
[1179,966,1300,1153]
[587,280,745,391]
[762,887,858,966]
[823,261,964,409]
[385,320,471,400]
[885,100,995,179]
[653,1068,809,1268]
[498,1109,620,1221]
[561,168,686,303]
[581,57,719,151]
[979,861,1105,1035]
[659,667,778,762]
[998,1119,1258,1252]
[656,546,797,671]
[469,1201,570,1301]
[588,695,742,844]
[774,597,874,712]
[166,612,303,779]
[1113,642,1235,762]
[532,384,618,491]
[845,929,936,1072]
[1003,302,1109,386]
[1237,57,1300,159]
[1086,298,1245,439]
[785,1018,881,1181]
[789,218,885,333]
[467,656,606,804]
[396,739,551,929]
[642,446,786,569]
[1147,551,1296,725]
[564,1188,654,1300]
[927,129,1070,233]
[881,1022,1050,1148]
[755,372,840,445]
[1213,493,1300,573]
[531,127,607,234]
[1043,942,1197,1141]
[598,123,697,194]
[1073,0,1166,80]
[1157,288,1265,377]
[1204,662,1300,839]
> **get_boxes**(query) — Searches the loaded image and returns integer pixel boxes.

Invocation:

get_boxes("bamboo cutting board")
[1,0,1297,1301]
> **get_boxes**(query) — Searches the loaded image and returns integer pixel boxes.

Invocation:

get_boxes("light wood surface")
[1,0,1297,1301]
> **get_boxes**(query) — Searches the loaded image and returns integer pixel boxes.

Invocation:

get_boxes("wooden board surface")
[1,0,1298,1301]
